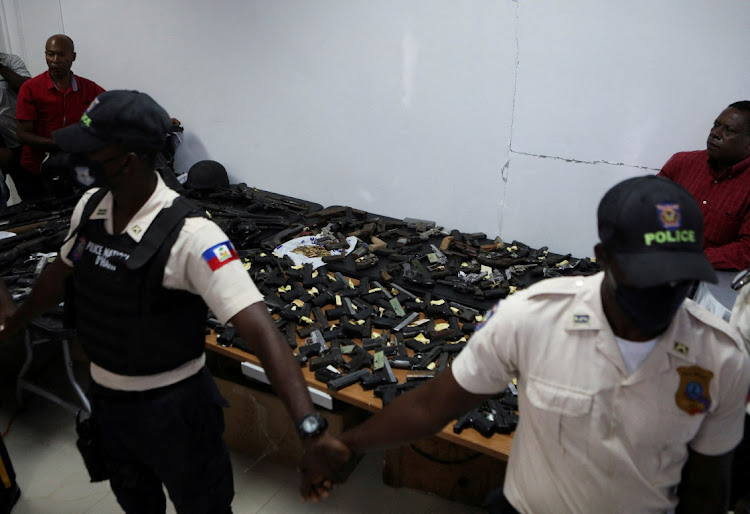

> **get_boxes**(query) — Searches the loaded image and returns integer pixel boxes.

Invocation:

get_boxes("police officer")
[304,176,750,513]
[0,90,347,512]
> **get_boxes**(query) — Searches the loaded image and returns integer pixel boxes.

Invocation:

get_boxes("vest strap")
[126,197,203,270]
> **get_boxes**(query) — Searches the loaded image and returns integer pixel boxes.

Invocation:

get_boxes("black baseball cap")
[185,160,230,190]
[598,175,717,287]
[53,90,171,153]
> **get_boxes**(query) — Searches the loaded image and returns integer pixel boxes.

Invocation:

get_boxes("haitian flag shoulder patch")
[202,241,239,271]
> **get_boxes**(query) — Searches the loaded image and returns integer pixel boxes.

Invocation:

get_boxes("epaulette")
[525,275,584,300]
[683,300,742,346]
[126,196,204,270]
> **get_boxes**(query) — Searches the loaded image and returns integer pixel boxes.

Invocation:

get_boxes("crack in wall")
[504,0,520,185]
[510,150,661,172]
[498,0,521,237]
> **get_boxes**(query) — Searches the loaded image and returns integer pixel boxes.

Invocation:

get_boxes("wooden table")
[206,335,513,461]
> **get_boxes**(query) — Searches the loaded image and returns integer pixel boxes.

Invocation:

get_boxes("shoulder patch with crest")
[70,235,87,262]
[202,241,238,271]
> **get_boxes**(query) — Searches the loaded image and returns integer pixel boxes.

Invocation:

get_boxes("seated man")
[15,34,104,199]
[658,101,750,270]
[0,51,31,204]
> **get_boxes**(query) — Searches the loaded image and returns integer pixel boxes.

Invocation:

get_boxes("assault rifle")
[235,183,313,214]
[0,226,69,268]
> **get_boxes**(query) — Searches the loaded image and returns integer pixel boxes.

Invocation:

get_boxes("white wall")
[6,0,750,258]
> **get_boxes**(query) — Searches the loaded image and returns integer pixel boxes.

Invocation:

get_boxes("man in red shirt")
[659,101,750,270]
[15,34,104,199]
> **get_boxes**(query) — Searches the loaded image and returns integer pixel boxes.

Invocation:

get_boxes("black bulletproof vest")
[67,189,208,375]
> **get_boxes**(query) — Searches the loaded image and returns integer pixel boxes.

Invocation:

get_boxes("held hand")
[298,433,353,502]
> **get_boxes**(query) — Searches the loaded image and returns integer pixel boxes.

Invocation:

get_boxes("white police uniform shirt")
[451,272,750,513]
[60,173,263,391]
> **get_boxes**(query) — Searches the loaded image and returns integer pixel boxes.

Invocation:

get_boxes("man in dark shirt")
[659,101,750,270]
[15,34,104,199]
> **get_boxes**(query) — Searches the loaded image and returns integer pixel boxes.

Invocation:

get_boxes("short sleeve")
[689,336,750,455]
[7,55,30,77]
[59,189,99,266]
[164,218,263,324]
[15,80,36,120]
[451,300,520,394]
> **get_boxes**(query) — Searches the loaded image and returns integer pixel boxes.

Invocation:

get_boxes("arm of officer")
[0,259,72,341]
[175,223,351,502]
[297,370,491,500]
[675,448,732,514]
[229,303,327,426]
[342,370,490,454]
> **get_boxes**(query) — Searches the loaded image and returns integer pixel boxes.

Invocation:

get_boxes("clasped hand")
[298,433,353,502]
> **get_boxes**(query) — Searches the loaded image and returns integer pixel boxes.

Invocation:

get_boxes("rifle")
[235,183,314,214]
[0,229,68,267]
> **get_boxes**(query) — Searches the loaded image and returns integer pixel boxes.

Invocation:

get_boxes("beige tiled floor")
[0,343,485,514]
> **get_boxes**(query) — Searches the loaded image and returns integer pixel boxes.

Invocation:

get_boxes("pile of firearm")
[205,204,603,438]
[208,248,515,438]
[252,205,600,309]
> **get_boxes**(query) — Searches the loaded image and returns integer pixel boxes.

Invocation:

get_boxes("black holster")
[75,410,110,482]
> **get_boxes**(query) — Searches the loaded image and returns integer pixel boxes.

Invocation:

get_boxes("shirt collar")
[88,173,179,242]
[570,273,695,373]
[708,151,750,181]
[44,70,79,92]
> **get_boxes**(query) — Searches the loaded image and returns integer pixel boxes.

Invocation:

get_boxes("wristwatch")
[732,269,750,291]
[296,412,328,439]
